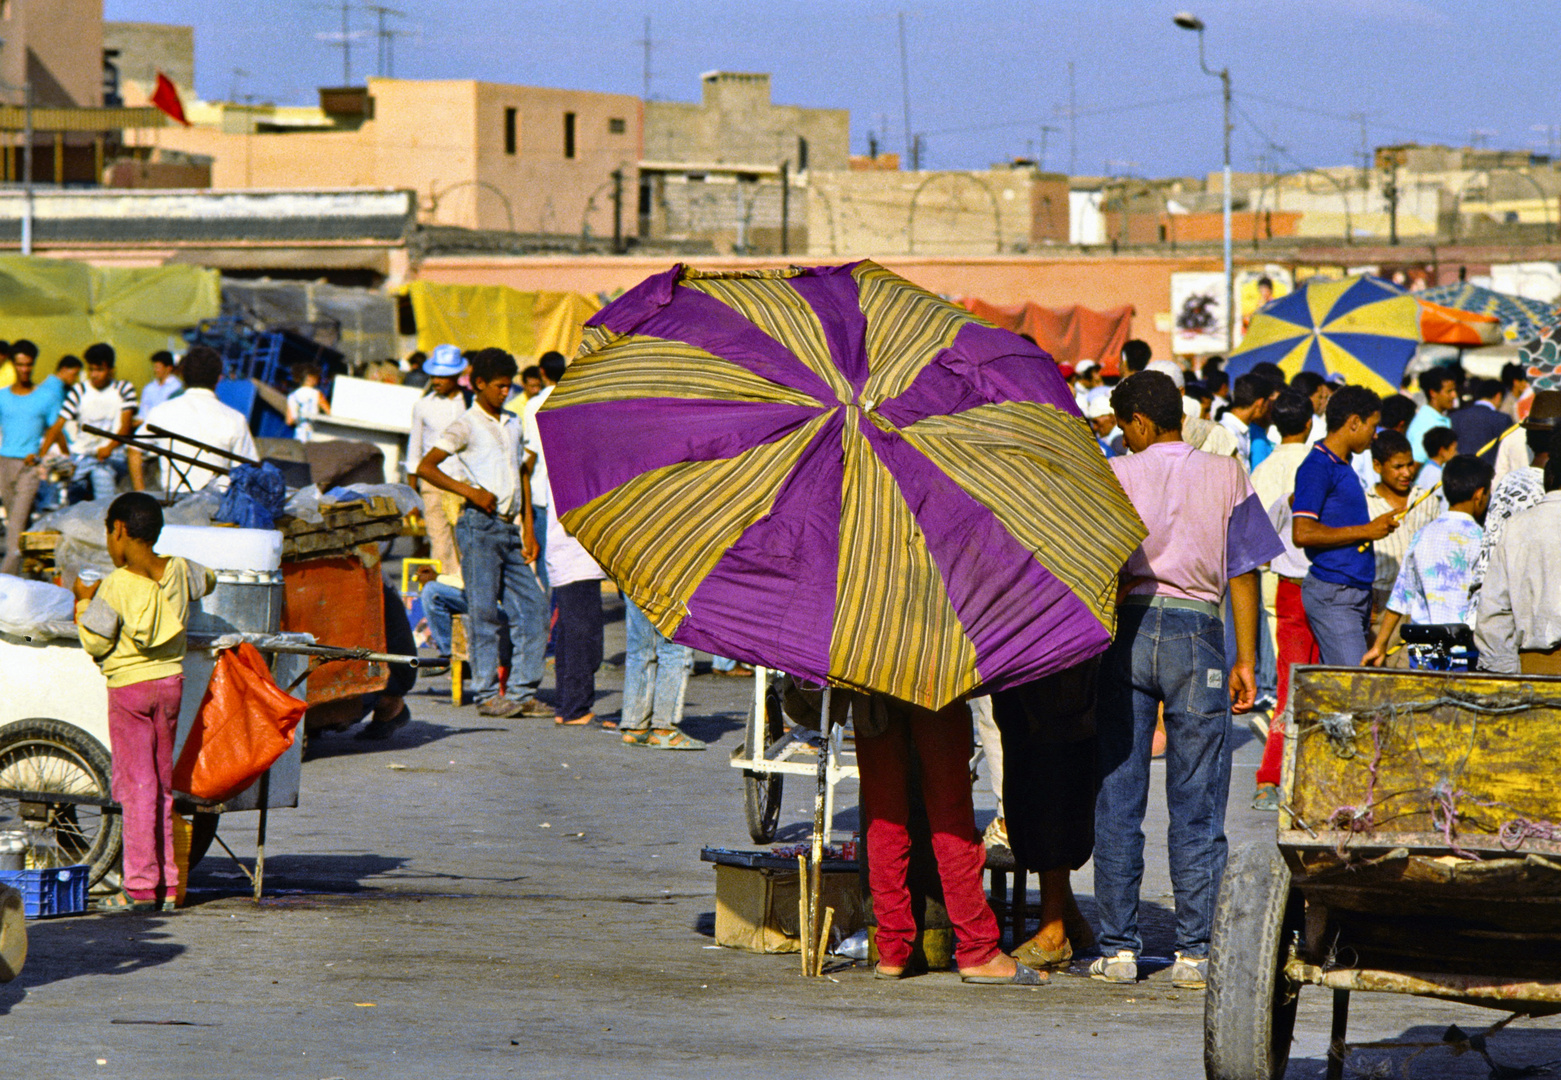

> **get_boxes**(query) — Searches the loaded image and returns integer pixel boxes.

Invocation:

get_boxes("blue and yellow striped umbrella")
[1227,275,1418,394]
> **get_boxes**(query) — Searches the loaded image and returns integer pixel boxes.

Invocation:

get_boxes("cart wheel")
[0,718,122,888]
[742,683,785,844]
[187,813,220,870]
[1205,840,1304,1080]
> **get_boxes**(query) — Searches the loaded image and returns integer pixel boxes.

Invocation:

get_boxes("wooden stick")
[815,906,836,977]
[1359,481,1443,551]
[1478,422,1521,459]
[797,854,811,976]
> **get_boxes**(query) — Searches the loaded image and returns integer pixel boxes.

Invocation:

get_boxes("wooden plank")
[19,531,61,553]
[1282,666,1561,857]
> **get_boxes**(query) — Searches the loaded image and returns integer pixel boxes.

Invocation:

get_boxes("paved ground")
[5,587,1560,1079]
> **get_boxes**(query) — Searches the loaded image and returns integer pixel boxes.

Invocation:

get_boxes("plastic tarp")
[404,281,601,361]
[959,297,1134,374]
[0,256,220,387]
[221,278,398,367]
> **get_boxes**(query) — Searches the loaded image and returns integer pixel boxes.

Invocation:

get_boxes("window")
[563,111,576,159]
[796,136,809,172]
[608,117,626,135]
[503,107,516,155]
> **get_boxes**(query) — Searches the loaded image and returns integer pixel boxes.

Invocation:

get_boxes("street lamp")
[1174,11,1233,351]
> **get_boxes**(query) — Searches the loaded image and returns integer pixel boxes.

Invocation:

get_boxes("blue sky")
[107,0,1560,179]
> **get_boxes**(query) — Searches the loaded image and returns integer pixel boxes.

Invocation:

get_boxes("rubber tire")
[1205,840,1304,1080]
[187,813,220,870]
[742,684,785,844]
[0,717,122,888]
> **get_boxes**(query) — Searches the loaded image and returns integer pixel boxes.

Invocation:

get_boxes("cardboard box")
[714,864,864,954]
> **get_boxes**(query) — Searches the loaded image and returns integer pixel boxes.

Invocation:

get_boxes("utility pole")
[1067,60,1077,175]
[364,4,407,78]
[780,160,790,256]
[1038,124,1059,171]
[611,168,623,254]
[1174,12,1234,351]
[639,16,653,100]
[1385,159,1400,246]
[898,12,913,172]
[314,1,356,84]
[911,134,922,172]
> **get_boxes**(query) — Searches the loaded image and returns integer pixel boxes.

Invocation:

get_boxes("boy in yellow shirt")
[75,493,215,913]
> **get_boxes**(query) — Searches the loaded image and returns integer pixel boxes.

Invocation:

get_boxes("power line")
[918,90,1218,140]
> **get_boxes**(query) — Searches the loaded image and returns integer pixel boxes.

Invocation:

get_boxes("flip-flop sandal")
[555,713,597,726]
[599,719,619,731]
[645,727,706,751]
[95,893,157,915]
[961,960,1048,985]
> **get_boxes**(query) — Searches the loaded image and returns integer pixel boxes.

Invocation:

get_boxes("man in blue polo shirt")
[1292,385,1402,666]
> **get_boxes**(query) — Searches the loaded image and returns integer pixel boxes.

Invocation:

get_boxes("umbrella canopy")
[536,261,1147,711]
[1520,326,1561,394]
[1419,282,1561,344]
[1229,275,1498,394]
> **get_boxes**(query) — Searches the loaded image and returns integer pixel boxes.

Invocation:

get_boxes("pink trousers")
[856,700,1001,970]
[108,675,184,902]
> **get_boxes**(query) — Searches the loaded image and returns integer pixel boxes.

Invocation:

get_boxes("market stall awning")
[403,281,601,361]
[959,297,1134,374]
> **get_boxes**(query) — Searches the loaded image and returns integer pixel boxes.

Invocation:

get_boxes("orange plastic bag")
[173,643,306,803]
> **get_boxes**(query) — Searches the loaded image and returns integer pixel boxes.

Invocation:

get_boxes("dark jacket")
[1450,402,1512,465]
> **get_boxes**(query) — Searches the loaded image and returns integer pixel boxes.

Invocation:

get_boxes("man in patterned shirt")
[1363,455,1492,667]
[1470,397,1560,601]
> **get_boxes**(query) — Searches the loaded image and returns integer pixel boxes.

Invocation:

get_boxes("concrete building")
[102,21,194,104]
[639,72,849,254]
[805,165,1068,257]
[154,79,643,240]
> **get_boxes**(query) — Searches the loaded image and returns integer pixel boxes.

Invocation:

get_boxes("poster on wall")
[1236,265,1293,344]
[1170,271,1227,355]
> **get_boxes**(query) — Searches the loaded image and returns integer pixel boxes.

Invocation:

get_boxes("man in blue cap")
[407,344,471,579]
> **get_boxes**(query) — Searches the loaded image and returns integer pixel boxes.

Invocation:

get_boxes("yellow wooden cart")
[1205,664,1561,1080]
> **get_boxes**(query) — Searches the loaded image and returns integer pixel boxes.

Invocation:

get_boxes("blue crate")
[0,865,89,918]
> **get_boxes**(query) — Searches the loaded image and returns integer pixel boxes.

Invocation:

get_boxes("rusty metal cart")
[1205,664,1561,1080]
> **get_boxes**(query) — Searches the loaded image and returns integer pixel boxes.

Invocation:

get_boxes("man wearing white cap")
[407,344,471,579]
[1087,396,1122,457]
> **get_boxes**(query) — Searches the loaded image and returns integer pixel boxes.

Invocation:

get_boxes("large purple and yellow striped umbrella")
[536,262,1146,711]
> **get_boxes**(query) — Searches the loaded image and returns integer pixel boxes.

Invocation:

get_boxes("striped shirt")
[62,378,138,456]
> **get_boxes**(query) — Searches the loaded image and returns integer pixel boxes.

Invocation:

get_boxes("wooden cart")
[1205,665,1561,1080]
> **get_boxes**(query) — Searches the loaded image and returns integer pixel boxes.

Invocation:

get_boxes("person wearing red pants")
[855,694,1042,985]
[1249,390,1319,811]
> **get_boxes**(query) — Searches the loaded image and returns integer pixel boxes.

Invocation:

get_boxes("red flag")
[150,72,189,127]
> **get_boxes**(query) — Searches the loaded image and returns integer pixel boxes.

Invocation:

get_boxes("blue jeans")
[454,508,548,704]
[621,598,692,730]
[1301,573,1372,667]
[532,504,550,592]
[69,451,127,503]
[1094,604,1232,959]
[420,580,467,655]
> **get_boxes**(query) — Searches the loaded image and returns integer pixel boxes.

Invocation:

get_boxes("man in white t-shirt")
[509,349,565,589]
[407,344,470,580]
[285,363,330,442]
[42,342,137,502]
[130,346,257,494]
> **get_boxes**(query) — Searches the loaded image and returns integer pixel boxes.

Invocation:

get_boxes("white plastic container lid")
[155,525,283,572]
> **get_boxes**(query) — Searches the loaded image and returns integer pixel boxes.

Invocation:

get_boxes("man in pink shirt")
[1089,371,1283,989]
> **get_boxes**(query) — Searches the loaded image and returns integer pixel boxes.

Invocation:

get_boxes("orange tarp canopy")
[960,297,1134,374]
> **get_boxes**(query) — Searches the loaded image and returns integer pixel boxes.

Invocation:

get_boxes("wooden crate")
[278,497,406,561]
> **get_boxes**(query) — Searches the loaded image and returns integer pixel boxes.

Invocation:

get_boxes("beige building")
[639,72,849,254]
[153,79,643,238]
[806,166,1070,257]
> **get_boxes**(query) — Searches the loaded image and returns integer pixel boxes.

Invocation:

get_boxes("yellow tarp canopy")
[405,281,601,362]
[0,256,220,387]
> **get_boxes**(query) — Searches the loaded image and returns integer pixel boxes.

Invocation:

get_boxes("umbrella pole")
[809,687,831,976]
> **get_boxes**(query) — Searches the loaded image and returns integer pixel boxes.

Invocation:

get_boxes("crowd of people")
[6,324,1560,984]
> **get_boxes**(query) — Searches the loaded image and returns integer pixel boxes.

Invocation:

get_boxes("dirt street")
[3,590,1558,1079]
